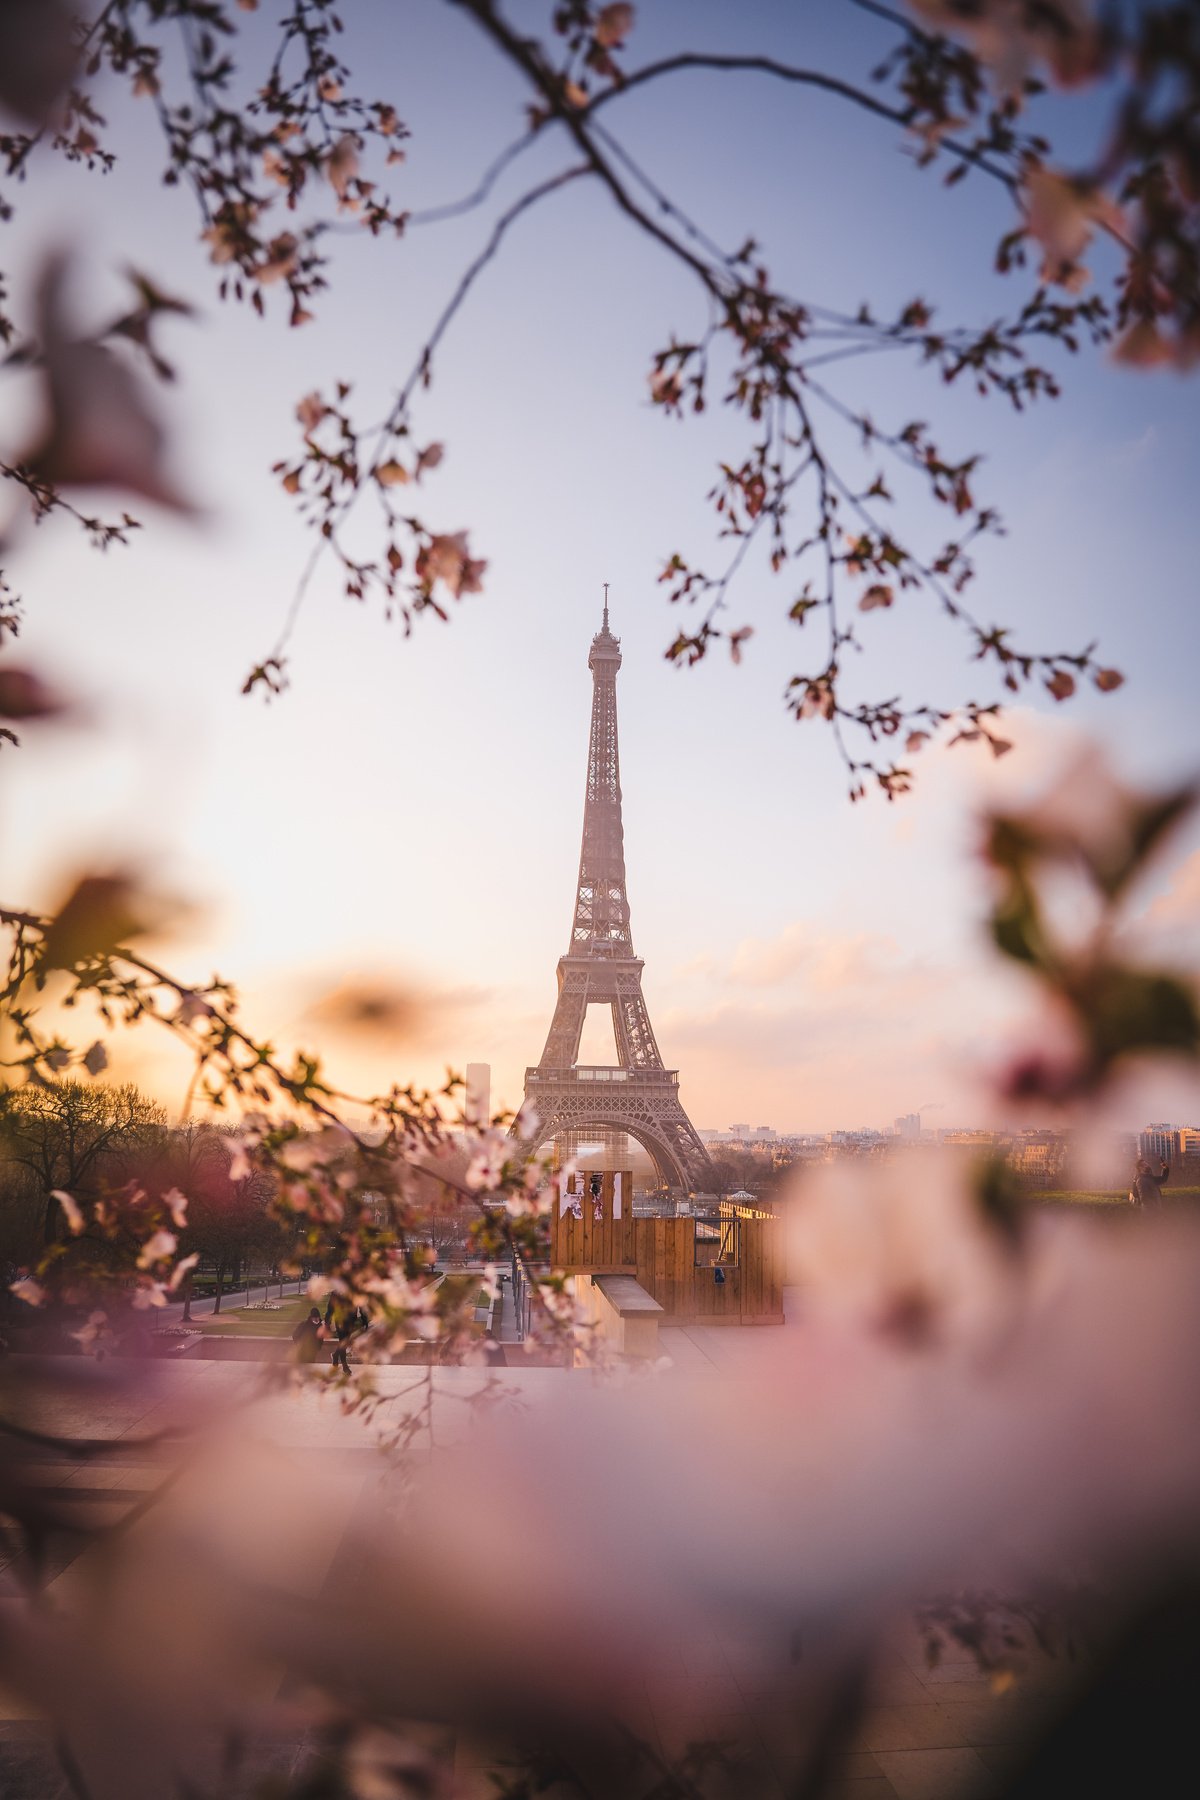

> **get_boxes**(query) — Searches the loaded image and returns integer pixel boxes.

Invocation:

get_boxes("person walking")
[1132,1156,1170,1210]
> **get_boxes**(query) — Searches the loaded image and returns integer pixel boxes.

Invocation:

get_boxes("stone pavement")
[0,1296,1083,1798]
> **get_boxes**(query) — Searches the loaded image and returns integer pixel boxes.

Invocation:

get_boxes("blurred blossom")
[27,254,196,514]
[0,0,76,125]
[908,0,1104,93]
[0,664,74,722]
[225,1138,253,1183]
[129,1282,168,1310]
[174,992,213,1026]
[167,1252,199,1291]
[463,1126,508,1192]
[162,1187,189,1228]
[0,1206,1198,1794]
[135,1229,176,1270]
[68,1310,114,1355]
[513,1097,541,1140]
[786,1151,1019,1352]
[52,1187,85,1235]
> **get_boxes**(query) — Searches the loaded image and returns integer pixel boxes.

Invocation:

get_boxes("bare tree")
[0,1079,167,1244]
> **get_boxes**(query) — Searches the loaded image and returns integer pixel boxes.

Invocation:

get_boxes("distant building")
[826,1128,889,1158]
[1140,1123,1179,1164]
[784,1137,828,1161]
[1006,1130,1067,1185]
[894,1113,921,1140]
[465,1063,491,1125]
[730,1122,750,1140]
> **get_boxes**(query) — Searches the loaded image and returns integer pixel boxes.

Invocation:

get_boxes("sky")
[2,0,1198,1137]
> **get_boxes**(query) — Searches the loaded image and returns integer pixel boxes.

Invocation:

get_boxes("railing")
[525,1065,679,1087]
[509,1251,532,1342]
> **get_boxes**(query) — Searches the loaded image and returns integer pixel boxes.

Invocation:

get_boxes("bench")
[591,1274,664,1358]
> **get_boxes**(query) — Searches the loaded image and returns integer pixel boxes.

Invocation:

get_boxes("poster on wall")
[559,1172,583,1219]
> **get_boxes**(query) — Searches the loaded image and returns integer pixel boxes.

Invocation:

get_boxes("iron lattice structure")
[519,602,715,1194]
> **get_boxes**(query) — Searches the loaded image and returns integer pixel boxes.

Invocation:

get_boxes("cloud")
[662,931,1018,1130]
[302,973,494,1052]
[728,920,904,994]
[1112,424,1157,468]
[670,950,717,981]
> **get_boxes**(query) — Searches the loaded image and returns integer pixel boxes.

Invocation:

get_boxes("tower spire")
[602,581,609,632]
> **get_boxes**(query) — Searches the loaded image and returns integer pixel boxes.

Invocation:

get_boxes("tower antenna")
[602,581,609,631]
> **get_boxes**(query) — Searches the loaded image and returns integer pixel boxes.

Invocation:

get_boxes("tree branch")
[583,49,1016,192]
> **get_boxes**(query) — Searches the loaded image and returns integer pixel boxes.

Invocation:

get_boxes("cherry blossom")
[28,255,195,514]
[52,1189,85,1235]
[136,1229,177,1270]
[68,1310,114,1355]
[163,1188,190,1229]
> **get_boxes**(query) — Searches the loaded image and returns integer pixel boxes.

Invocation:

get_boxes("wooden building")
[550,1170,784,1330]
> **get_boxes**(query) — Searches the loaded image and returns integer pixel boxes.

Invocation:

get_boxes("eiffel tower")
[519,594,715,1194]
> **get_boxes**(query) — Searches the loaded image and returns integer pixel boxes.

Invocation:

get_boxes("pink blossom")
[295,391,327,435]
[175,992,212,1026]
[257,232,299,285]
[131,1282,168,1310]
[1022,168,1125,289]
[0,0,77,127]
[512,1098,541,1142]
[649,367,683,407]
[163,1187,190,1228]
[326,134,360,203]
[52,1188,85,1235]
[167,1252,200,1292]
[417,531,487,599]
[70,1310,112,1354]
[227,1141,252,1183]
[787,1153,1018,1353]
[137,1229,177,1269]
[0,666,72,722]
[29,253,194,513]
[465,1129,508,1193]
[507,1189,552,1218]
[595,5,635,51]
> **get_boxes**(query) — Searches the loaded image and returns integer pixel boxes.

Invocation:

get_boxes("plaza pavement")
[0,1293,1078,1799]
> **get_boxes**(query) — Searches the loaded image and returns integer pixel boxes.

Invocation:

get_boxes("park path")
[160,1276,307,1323]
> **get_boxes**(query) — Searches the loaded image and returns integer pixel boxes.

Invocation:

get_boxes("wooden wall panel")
[555,1192,784,1325]
[550,1171,636,1271]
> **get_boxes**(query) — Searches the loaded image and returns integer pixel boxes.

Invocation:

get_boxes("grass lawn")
[195,1297,312,1337]
[1032,1187,1200,1209]
[439,1273,486,1305]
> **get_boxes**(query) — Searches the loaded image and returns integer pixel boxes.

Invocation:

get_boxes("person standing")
[1132,1156,1170,1210]
[330,1310,353,1375]
[291,1307,324,1363]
